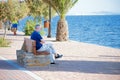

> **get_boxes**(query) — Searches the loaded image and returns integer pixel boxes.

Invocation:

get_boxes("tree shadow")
[99,55,120,58]
[0,59,21,70]
[0,59,120,75]
[7,33,25,36]
[0,33,25,36]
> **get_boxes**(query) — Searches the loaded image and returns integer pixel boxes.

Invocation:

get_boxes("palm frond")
[43,0,78,19]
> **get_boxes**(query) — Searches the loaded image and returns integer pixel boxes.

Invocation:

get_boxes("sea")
[18,15,120,49]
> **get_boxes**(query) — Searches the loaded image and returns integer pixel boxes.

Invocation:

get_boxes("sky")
[67,0,120,15]
[0,0,120,15]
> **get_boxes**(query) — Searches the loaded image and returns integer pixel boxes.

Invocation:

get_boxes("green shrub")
[24,20,36,36]
[0,37,10,47]
[40,28,46,36]
[24,20,45,36]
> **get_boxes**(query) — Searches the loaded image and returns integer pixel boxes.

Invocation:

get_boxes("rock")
[16,50,50,67]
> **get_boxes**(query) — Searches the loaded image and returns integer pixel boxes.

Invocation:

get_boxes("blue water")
[18,15,120,49]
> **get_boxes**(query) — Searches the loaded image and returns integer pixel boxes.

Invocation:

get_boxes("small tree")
[25,0,56,36]
[25,0,44,23]
[0,0,29,39]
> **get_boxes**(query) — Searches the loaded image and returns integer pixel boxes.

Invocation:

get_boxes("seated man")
[31,24,63,64]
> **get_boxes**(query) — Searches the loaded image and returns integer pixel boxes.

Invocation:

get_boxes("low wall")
[16,50,50,67]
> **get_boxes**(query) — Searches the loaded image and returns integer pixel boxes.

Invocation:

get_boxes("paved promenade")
[0,29,120,80]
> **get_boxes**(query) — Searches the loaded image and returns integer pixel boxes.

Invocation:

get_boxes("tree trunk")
[56,19,69,41]
[3,25,7,39]
[0,21,6,39]
[0,21,2,29]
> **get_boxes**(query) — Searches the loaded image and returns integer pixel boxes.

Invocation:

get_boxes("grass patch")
[0,37,11,47]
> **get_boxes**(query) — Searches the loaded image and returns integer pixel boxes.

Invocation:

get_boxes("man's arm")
[37,32,45,44]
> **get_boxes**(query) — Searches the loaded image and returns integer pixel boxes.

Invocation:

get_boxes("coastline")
[18,15,120,48]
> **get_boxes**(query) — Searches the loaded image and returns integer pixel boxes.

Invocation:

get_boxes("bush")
[24,20,36,36]
[0,37,10,47]
[24,20,45,36]
[40,28,46,36]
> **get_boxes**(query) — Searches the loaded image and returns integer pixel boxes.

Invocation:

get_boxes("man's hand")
[40,39,45,44]
[40,41,45,44]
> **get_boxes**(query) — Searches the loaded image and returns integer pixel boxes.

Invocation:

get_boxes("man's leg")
[37,44,56,63]
[45,43,63,59]
[45,43,56,54]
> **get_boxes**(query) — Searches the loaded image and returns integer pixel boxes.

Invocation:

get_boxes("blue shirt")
[31,31,43,50]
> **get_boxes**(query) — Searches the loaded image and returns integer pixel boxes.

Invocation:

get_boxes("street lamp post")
[47,1,51,38]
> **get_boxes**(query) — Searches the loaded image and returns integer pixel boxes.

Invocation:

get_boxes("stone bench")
[16,38,50,67]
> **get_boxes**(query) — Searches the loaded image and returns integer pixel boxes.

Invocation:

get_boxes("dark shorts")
[12,24,18,28]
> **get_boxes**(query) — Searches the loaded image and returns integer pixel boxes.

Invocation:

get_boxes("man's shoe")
[55,54,63,59]
[50,62,55,64]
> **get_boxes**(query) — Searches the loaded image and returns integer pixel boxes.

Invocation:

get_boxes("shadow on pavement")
[0,59,120,75]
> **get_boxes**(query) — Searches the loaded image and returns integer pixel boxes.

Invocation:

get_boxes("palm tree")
[43,0,78,41]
